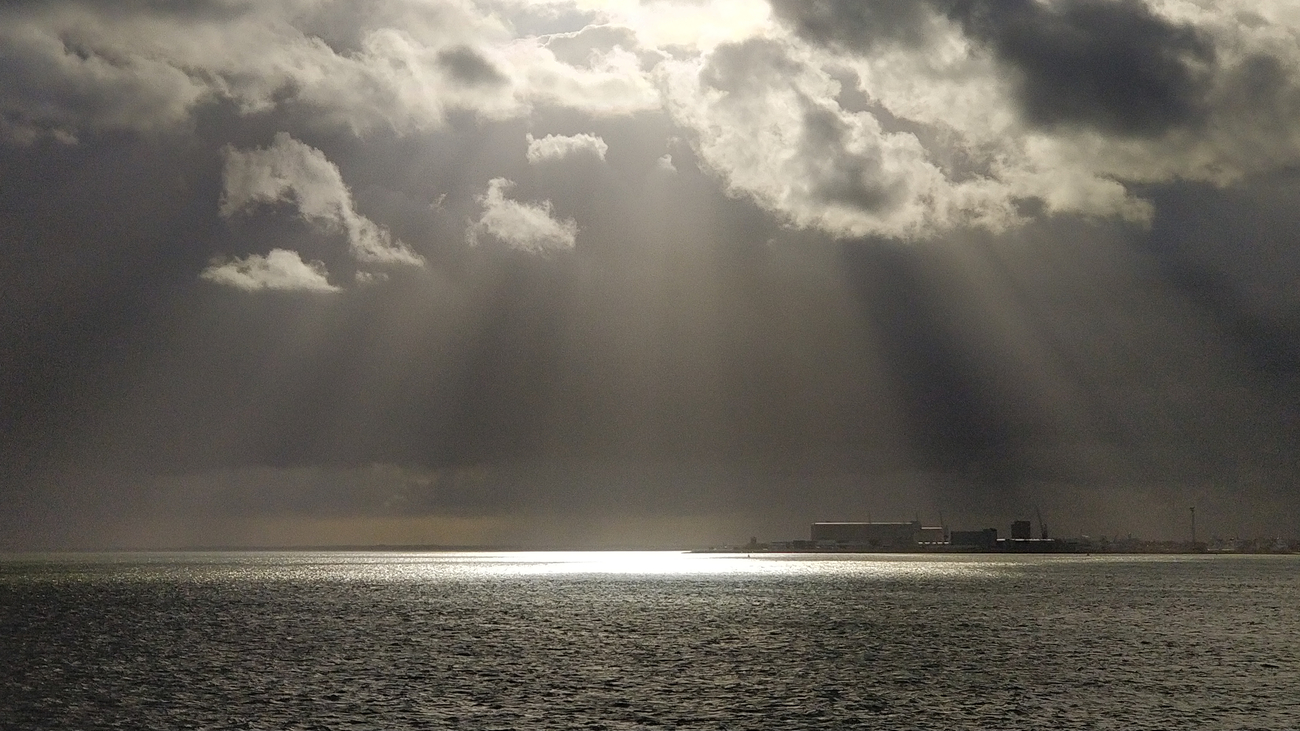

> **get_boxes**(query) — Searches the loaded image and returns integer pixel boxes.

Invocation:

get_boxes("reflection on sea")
[432,550,1014,580]
[1,550,1024,583]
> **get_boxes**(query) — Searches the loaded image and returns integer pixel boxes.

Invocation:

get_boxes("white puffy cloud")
[221,132,424,266]
[200,249,339,292]
[660,38,1025,239]
[526,132,608,163]
[467,178,578,253]
[655,153,677,173]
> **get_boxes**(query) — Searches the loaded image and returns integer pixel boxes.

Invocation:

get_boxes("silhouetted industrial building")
[915,525,945,544]
[810,521,944,549]
[950,528,998,550]
[1011,520,1032,540]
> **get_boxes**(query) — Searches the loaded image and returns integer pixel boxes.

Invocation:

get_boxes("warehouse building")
[950,528,999,550]
[810,521,943,550]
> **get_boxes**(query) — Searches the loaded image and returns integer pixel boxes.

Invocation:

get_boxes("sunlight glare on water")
[0,550,1034,584]
[381,550,1014,580]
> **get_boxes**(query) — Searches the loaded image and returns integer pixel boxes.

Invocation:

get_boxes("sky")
[2,0,1299,549]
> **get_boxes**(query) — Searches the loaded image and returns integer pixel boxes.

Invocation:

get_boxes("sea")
[2,551,1297,730]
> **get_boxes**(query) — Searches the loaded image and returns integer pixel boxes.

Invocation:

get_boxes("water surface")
[2,551,1297,729]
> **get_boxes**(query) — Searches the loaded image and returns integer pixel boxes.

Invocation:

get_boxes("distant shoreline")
[1,545,1296,556]
[691,547,1298,556]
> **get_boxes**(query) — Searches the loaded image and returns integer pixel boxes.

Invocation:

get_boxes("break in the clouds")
[526,132,609,163]
[220,133,425,267]
[200,249,340,292]
[467,178,578,253]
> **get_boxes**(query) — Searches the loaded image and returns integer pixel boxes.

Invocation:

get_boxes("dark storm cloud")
[771,0,1218,137]
[948,0,1216,137]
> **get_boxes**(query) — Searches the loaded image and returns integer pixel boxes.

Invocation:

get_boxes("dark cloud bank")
[774,0,1219,136]
[1,0,1298,548]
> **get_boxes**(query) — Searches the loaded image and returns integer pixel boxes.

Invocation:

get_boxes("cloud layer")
[0,0,659,142]
[3,0,1300,242]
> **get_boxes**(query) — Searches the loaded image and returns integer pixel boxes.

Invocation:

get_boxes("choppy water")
[2,551,1298,730]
